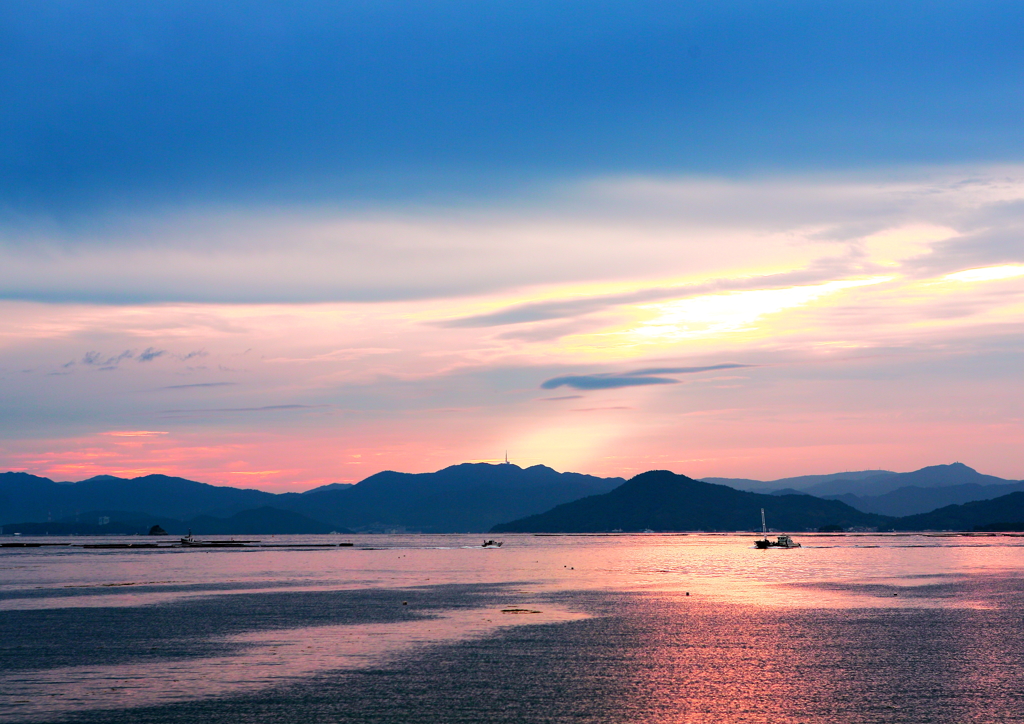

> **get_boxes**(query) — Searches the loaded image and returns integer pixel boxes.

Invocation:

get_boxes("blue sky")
[3,0,1023,216]
[1,1,1023,488]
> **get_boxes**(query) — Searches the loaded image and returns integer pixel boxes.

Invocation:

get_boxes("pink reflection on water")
[4,533,1024,722]
[0,604,587,721]
[4,533,1024,612]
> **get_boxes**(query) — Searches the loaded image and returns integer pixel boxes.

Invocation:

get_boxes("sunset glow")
[3,173,1022,489]
[2,1,1023,490]
[943,265,1024,284]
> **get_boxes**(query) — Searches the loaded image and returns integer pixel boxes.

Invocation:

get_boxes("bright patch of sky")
[943,265,1024,284]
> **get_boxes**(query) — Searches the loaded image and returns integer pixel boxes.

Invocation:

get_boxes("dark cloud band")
[541,363,752,390]
[542,375,679,391]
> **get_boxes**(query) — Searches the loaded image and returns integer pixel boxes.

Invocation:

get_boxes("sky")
[2,1,1023,490]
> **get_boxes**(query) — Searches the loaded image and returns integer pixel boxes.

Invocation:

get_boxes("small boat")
[482,540,503,548]
[755,509,801,549]
[180,530,197,545]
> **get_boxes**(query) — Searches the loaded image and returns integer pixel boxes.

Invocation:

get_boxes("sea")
[2,532,1023,723]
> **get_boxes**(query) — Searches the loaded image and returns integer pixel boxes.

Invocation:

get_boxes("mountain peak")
[906,463,983,479]
[624,470,701,487]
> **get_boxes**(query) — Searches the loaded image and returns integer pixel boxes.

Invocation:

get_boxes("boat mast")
[760,508,767,539]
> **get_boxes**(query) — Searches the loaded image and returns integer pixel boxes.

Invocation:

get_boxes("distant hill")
[708,464,1023,516]
[889,492,1024,531]
[704,470,894,493]
[0,472,278,525]
[804,463,1012,498]
[301,482,355,494]
[828,481,1024,517]
[1,463,623,533]
[284,463,624,533]
[490,470,888,533]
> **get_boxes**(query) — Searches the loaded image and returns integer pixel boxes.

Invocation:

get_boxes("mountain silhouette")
[284,463,624,532]
[7,463,1023,535]
[805,463,1011,498]
[704,470,895,492]
[1,463,623,533]
[827,481,1024,517]
[709,464,1022,516]
[0,472,278,525]
[889,492,1024,531]
[490,470,888,533]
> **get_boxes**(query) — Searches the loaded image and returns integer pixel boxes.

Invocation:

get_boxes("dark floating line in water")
[2,542,359,550]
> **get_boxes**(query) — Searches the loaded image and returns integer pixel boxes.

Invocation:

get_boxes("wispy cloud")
[160,404,326,414]
[541,375,679,391]
[541,364,752,391]
[436,270,840,329]
[623,364,752,376]
[2,170,1022,308]
[82,350,133,367]
[101,431,169,437]
[137,347,167,362]
[2,168,1023,487]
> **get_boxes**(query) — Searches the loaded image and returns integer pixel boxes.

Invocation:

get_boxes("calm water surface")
[2,533,1023,722]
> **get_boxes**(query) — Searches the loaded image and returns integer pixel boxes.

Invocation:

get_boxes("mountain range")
[491,471,888,533]
[3,462,1023,535]
[0,464,622,534]
[491,470,1024,534]
[706,463,1024,517]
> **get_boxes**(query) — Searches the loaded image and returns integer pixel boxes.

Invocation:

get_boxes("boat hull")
[756,538,801,549]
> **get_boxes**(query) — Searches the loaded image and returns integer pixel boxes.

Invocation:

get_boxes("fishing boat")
[755,509,801,549]
[482,540,503,548]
